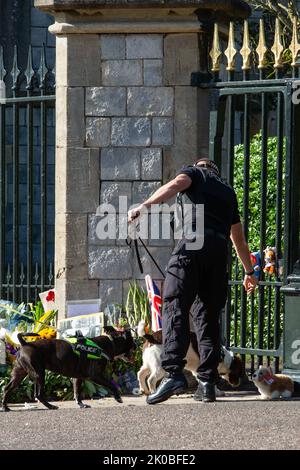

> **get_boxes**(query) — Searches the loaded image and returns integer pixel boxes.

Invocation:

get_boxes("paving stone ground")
[1,392,300,450]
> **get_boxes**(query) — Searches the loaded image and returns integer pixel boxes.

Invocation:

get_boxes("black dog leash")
[126,237,166,279]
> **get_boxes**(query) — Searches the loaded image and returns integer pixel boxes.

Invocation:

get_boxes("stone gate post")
[34,0,250,317]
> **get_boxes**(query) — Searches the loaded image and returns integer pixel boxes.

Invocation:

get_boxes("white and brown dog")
[137,320,244,396]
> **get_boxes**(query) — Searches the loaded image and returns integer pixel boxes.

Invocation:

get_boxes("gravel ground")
[1,393,300,450]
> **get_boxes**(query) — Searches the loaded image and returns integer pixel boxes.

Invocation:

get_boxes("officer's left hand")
[243,274,258,295]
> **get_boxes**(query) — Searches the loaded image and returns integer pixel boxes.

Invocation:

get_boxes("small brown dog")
[252,366,294,400]
[1,326,135,411]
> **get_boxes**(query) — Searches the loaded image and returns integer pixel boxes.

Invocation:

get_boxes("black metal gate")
[0,44,55,303]
[196,19,300,372]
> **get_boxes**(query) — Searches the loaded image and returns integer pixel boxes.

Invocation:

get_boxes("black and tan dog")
[1,326,135,411]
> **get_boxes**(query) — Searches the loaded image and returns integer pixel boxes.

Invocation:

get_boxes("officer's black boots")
[146,372,188,405]
[193,380,216,403]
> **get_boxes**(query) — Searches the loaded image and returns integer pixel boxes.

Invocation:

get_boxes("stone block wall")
[34,0,252,317]
[86,34,168,308]
[77,33,209,310]
[53,27,210,316]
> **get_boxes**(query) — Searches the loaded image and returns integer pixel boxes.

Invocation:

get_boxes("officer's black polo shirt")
[177,166,240,238]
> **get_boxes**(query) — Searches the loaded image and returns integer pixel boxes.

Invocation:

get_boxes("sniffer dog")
[1,326,135,411]
[137,321,244,395]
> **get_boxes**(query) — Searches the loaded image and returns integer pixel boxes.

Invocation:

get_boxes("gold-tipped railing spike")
[290,16,300,67]
[257,19,268,69]
[225,22,237,72]
[271,18,284,69]
[240,20,252,70]
[209,23,222,73]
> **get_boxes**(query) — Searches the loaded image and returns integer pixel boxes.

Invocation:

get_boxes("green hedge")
[234,132,285,252]
[230,133,285,349]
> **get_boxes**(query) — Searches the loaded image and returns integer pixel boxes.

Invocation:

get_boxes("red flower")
[46,290,55,302]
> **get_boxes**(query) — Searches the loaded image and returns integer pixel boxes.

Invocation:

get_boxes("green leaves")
[125,281,151,329]
[231,132,285,349]
[247,1,298,34]
[234,132,285,253]
[31,301,45,324]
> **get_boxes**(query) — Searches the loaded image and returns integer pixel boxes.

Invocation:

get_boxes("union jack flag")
[145,274,162,332]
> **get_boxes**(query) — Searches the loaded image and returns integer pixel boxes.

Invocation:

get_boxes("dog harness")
[65,336,110,361]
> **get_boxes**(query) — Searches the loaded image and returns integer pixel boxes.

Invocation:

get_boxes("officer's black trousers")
[161,235,228,384]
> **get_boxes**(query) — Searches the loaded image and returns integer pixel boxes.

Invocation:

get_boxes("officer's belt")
[204,228,228,242]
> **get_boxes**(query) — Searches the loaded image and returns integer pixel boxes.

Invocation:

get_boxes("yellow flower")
[39,327,56,340]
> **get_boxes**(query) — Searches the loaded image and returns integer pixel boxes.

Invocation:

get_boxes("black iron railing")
[194,19,300,373]
[0,44,55,303]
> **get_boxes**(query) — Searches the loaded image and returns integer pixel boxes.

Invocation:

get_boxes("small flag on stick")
[145,274,162,332]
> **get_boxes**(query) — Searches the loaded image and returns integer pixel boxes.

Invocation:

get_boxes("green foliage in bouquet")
[125,282,151,329]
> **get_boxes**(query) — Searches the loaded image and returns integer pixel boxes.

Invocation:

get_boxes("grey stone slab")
[100,181,132,208]
[86,117,111,147]
[126,35,163,59]
[102,60,143,86]
[141,148,162,180]
[163,87,206,182]
[101,148,140,180]
[143,59,163,86]
[99,280,123,308]
[132,181,161,205]
[111,118,151,147]
[116,213,129,243]
[86,87,126,117]
[152,117,174,145]
[56,35,101,87]
[56,86,85,148]
[164,33,200,86]
[88,214,117,246]
[101,35,125,59]
[88,246,132,279]
[132,245,172,280]
[91,212,128,245]
[55,147,100,214]
[127,87,174,117]
[55,213,88,281]
[174,86,201,161]
[34,1,251,19]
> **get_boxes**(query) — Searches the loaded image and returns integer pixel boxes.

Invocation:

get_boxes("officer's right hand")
[243,274,258,295]
[128,204,145,223]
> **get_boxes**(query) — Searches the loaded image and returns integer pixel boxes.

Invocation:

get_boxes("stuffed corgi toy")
[263,247,276,275]
[252,365,294,400]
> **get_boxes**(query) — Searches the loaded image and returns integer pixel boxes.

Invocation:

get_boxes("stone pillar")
[34,0,250,317]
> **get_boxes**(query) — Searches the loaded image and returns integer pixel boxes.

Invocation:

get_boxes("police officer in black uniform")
[128,158,258,404]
